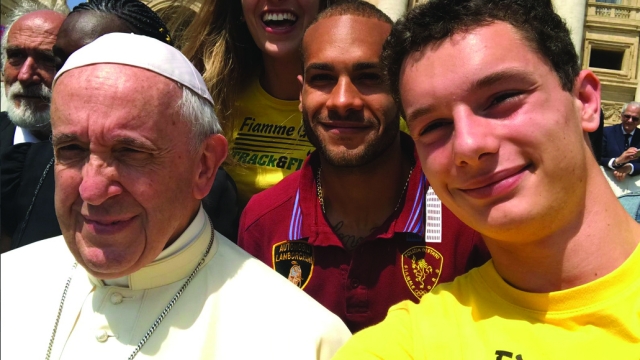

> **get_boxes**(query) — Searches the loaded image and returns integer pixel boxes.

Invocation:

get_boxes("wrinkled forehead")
[50,64,185,141]
[51,64,183,129]
[8,10,65,41]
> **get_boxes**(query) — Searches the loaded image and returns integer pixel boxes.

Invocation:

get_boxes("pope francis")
[0,33,350,359]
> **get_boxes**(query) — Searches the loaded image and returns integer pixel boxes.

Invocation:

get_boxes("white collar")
[13,126,41,145]
[98,205,217,289]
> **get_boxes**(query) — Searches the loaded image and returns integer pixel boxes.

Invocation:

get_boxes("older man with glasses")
[600,101,640,181]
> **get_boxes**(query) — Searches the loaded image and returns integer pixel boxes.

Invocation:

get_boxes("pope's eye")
[56,144,87,163]
[58,144,84,153]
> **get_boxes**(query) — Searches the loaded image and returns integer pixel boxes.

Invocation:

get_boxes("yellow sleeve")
[332,301,416,359]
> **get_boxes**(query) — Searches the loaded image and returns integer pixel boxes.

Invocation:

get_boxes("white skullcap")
[53,32,213,105]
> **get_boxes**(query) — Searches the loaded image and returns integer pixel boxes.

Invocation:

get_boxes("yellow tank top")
[225,78,315,207]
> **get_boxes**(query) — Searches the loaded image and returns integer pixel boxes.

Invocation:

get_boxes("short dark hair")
[313,0,392,26]
[71,0,173,46]
[301,0,393,65]
[382,0,580,109]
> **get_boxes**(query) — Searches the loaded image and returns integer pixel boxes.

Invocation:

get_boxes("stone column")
[552,0,587,61]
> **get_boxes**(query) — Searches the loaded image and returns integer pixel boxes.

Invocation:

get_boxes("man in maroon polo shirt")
[237,1,490,333]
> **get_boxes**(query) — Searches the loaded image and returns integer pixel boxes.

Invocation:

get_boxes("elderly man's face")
[400,22,600,242]
[620,104,640,134]
[3,10,65,130]
[51,64,203,279]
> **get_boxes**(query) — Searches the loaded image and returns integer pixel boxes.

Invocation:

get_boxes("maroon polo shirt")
[238,135,490,332]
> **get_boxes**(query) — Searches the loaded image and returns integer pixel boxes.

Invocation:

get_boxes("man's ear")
[574,69,601,133]
[193,134,228,200]
[298,74,304,112]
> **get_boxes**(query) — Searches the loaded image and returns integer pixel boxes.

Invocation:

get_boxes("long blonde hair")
[159,0,261,134]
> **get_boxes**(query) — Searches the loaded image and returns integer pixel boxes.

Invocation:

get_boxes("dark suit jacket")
[1,112,61,249]
[599,123,640,176]
[0,112,16,156]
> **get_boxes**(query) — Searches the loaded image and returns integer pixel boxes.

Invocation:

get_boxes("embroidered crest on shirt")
[272,240,314,289]
[401,246,443,299]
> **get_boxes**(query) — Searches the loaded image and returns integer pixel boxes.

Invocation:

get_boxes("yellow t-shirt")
[334,242,640,359]
[225,78,314,206]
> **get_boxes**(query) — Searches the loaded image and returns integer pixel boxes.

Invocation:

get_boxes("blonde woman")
[172,0,332,207]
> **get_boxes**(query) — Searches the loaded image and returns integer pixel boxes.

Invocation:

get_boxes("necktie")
[625,133,631,150]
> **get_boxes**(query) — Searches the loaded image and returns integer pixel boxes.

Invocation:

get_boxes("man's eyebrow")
[305,62,334,73]
[52,134,79,146]
[353,62,380,72]
[5,45,54,55]
[52,135,155,150]
[472,69,535,90]
[4,45,23,53]
[405,105,436,124]
[113,137,155,150]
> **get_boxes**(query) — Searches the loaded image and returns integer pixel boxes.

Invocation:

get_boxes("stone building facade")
[584,0,640,125]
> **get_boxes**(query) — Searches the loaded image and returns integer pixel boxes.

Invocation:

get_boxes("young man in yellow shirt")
[334,0,640,358]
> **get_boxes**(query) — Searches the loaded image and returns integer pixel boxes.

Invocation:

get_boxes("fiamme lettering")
[240,117,300,137]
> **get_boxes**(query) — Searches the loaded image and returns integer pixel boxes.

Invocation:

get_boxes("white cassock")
[1,207,351,359]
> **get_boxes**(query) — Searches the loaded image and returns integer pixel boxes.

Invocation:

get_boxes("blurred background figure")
[600,101,640,182]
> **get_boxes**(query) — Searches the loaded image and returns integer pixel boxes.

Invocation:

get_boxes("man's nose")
[451,108,500,167]
[79,156,122,205]
[16,57,43,85]
[326,77,364,118]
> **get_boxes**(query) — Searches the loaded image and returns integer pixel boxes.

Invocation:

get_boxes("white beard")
[5,81,52,131]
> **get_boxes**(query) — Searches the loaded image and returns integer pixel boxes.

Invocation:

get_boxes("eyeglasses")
[622,114,640,122]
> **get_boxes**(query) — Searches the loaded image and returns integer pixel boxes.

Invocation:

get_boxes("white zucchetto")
[53,32,213,106]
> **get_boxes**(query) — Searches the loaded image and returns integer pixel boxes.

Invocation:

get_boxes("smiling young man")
[334,0,640,358]
[238,1,489,333]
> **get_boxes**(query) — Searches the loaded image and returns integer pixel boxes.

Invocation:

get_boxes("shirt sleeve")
[332,301,416,359]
